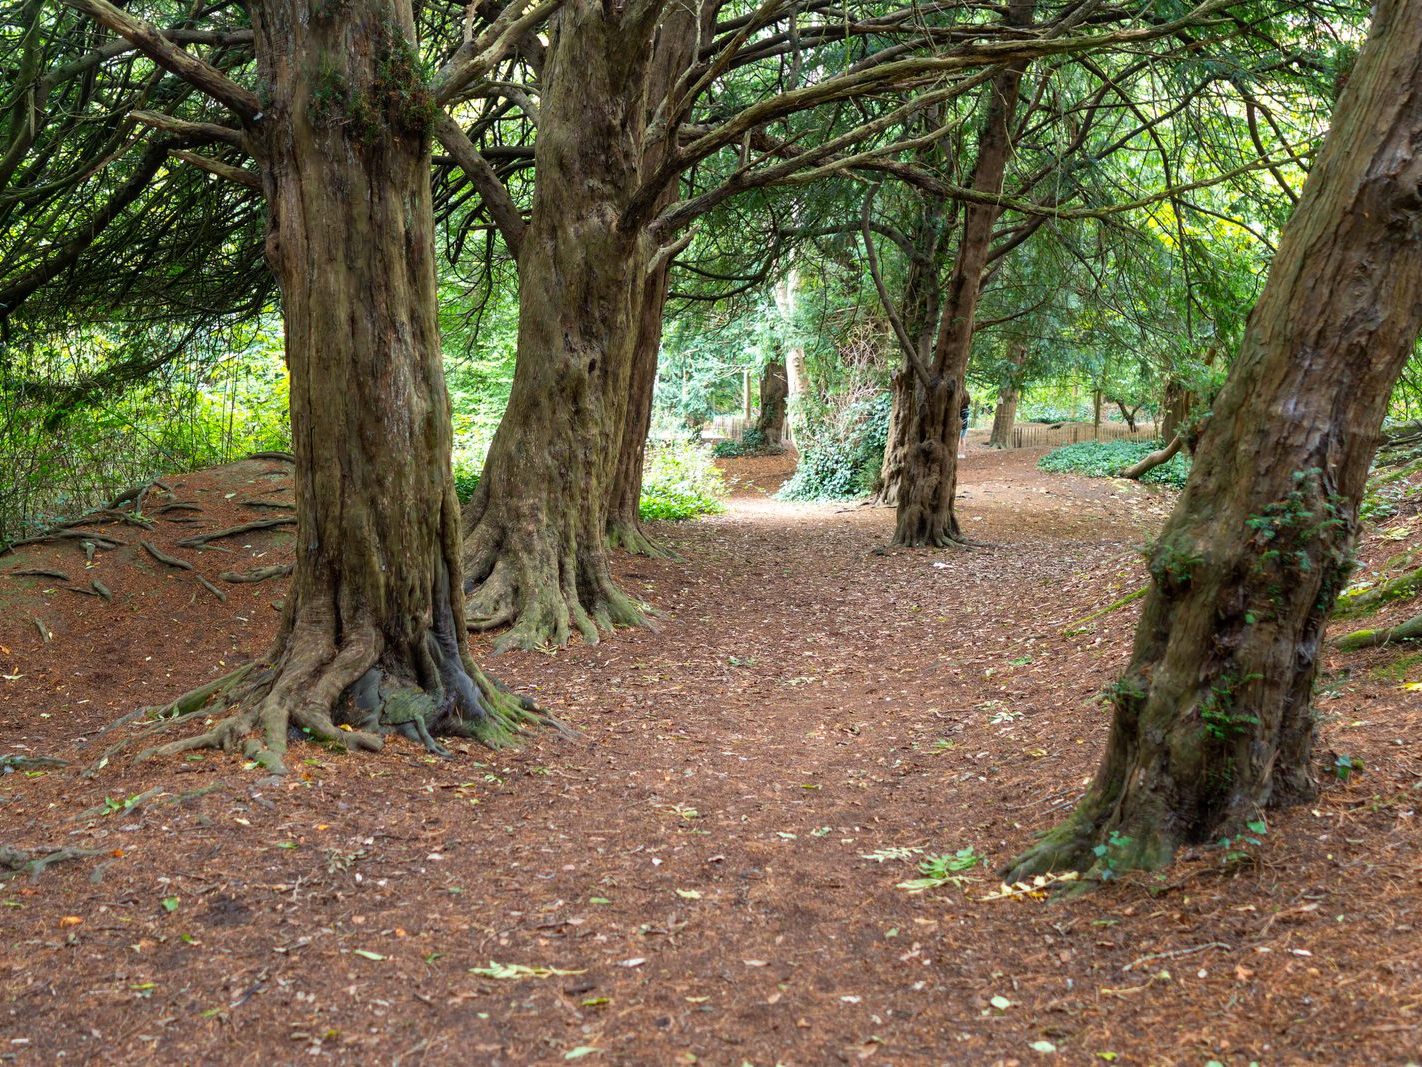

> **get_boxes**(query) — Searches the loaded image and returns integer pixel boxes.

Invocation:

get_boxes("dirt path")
[1,449,1418,1065]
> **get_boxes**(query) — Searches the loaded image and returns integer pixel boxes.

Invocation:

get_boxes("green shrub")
[711,427,774,458]
[639,440,727,521]
[451,455,482,503]
[778,392,891,501]
[1038,440,1191,488]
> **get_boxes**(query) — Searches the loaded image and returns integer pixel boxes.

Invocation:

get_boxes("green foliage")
[0,324,290,545]
[638,440,726,522]
[711,427,774,458]
[778,391,891,501]
[1038,439,1191,487]
[1332,753,1364,782]
[1091,830,1134,882]
[1198,674,1260,741]
[896,847,984,892]
[452,457,481,504]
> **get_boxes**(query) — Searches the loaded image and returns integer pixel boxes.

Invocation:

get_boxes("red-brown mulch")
[0,448,1418,1065]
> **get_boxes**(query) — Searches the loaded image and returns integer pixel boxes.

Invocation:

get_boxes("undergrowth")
[1038,439,1191,488]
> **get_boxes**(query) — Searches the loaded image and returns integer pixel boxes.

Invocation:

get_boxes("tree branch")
[58,0,261,123]
[168,149,261,190]
[432,112,526,259]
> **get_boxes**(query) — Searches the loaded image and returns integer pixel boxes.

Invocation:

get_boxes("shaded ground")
[1,447,1419,1065]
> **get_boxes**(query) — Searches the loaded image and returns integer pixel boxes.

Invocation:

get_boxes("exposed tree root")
[91,578,112,602]
[1,845,107,883]
[3,528,124,554]
[33,618,52,643]
[1334,611,1422,650]
[0,753,67,771]
[8,568,71,581]
[220,563,294,584]
[607,518,682,561]
[99,572,563,774]
[156,502,204,515]
[1121,434,1183,480]
[1334,563,1422,619]
[176,517,296,547]
[140,539,193,571]
[1001,803,1174,897]
[196,575,227,602]
[464,545,654,654]
[242,499,296,511]
[249,450,296,463]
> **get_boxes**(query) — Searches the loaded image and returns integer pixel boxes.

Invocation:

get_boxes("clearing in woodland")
[1,447,1418,1064]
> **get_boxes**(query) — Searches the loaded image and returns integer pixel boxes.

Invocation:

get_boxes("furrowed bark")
[891,4,1031,545]
[103,0,547,771]
[1006,0,1422,887]
[463,0,666,651]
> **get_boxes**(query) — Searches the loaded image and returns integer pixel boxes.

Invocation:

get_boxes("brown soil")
[1,449,1418,1065]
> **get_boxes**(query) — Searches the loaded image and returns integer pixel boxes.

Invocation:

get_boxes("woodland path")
[0,447,1418,1065]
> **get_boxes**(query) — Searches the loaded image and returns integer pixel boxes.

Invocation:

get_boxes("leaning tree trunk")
[892,0,1030,546]
[463,1,662,652]
[135,2,543,771]
[1006,0,1422,886]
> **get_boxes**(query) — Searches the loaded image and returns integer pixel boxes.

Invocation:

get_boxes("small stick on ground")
[7,568,71,581]
[176,517,296,547]
[196,575,227,602]
[141,540,194,571]
[219,563,294,584]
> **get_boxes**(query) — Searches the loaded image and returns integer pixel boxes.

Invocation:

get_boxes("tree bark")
[606,260,676,558]
[755,360,789,447]
[1007,0,1422,886]
[891,0,1031,546]
[988,344,1028,449]
[774,272,809,447]
[462,0,665,652]
[142,0,542,771]
[604,6,705,560]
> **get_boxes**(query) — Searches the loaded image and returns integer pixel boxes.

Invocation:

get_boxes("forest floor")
[1,444,1420,1066]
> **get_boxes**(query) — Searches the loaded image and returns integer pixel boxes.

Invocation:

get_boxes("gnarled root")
[607,517,683,561]
[101,570,562,773]
[463,522,654,653]
[1001,802,1175,898]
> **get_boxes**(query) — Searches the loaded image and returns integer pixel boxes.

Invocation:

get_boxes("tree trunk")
[1007,0,1422,886]
[142,1,542,771]
[604,7,703,560]
[892,0,1031,546]
[606,260,676,558]
[774,272,809,447]
[989,343,1028,449]
[1159,377,1193,445]
[755,360,789,447]
[988,386,1020,448]
[462,1,663,652]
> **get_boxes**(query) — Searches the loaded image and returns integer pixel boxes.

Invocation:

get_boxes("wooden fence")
[1005,421,1159,450]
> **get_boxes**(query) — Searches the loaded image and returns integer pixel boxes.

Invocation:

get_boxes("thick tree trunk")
[891,0,1030,546]
[1159,378,1193,445]
[463,1,663,652]
[141,1,541,771]
[755,359,789,447]
[1007,0,1422,886]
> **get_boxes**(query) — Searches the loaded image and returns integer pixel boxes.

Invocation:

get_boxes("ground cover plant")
[1039,439,1192,487]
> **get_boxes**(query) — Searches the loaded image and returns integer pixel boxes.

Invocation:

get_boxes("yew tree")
[1007,0,1422,884]
[27,0,559,771]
